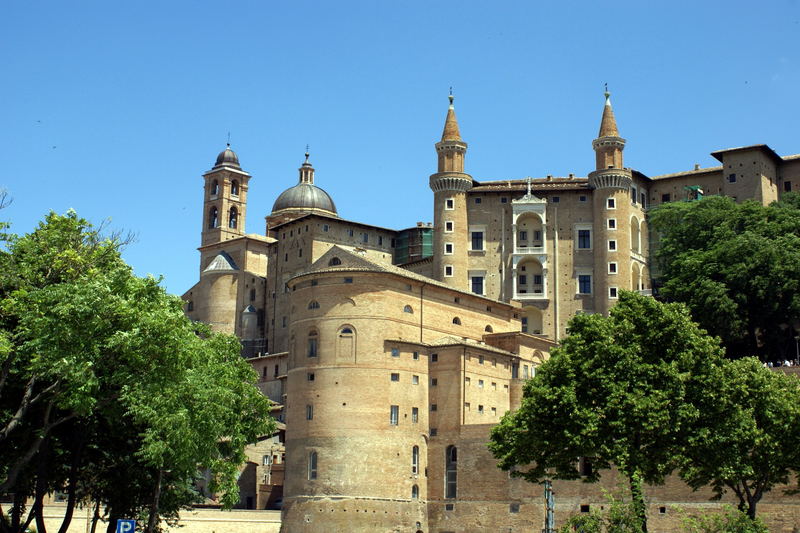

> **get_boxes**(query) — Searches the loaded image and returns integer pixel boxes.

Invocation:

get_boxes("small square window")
[510,503,520,513]
[361,232,369,243]
[475,197,482,204]
[578,275,592,295]
[391,373,400,382]
[662,193,671,203]
[344,277,353,284]
[478,405,484,414]
[307,372,315,381]
[445,503,454,511]
[491,406,497,416]
[609,262,618,274]
[491,382,497,389]
[444,265,453,277]
[464,402,470,411]
[579,195,587,202]
[412,375,419,385]
[445,221,454,232]
[551,196,560,203]
[391,348,400,357]
[445,243,453,254]
[478,380,484,388]
[445,198,454,209]
[431,404,437,412]
[609,287,618,299]
[784,181,792,192]
[347,229,354,237]
[607,198,616,209]
[465,377,471,386]
[431,378,438,386]
[580,504,590,513]
[608,218,616,229]
[500,197,508,203]
[431,353,438,362]
[608,240,617,251]
[430,428,438,436]
[728,173,737,183]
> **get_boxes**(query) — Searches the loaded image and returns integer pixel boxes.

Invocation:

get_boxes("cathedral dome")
[271,182,337,214]
[214,144,240,169]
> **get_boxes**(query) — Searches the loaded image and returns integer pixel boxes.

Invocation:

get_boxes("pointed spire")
[598,84,620,138]
[441,88,462,141]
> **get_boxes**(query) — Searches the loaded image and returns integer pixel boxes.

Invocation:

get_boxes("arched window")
[445,445,457,499]
[411,484,419,499]
[412,445,419,475]
[211,179,219,196]
[404,305,413,314]
[340,327,353,335]
[308,451,317,480]
[208,206,218,229]
[485,325,493,333]
[229,207,238,229]
[231,180,240,196]
[452,317,461,325]
[328,257,342,266]
[308,301,320,310]
[307,330,318,358]
[630,216,642,254]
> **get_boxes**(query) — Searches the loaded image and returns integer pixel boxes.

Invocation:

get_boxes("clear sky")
[2,1,799,295]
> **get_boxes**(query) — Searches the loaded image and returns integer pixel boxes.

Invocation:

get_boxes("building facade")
[182,93,800,531]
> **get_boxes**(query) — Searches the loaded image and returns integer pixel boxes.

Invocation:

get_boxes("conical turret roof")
[598,91,619,138]
[441,93,462,141]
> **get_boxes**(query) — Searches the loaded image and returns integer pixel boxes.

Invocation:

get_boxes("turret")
[201,143,251,247]
[430,91,472,291]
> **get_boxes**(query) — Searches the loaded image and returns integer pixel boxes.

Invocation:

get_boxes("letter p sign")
[116,519,136,533]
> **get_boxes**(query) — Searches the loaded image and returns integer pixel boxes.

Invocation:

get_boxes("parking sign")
[116,519,136,533]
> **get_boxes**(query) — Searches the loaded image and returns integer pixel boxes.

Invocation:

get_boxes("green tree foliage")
[489,291,725,532]
[680,506,769,533]
[678,357,800,520]
[649,194,800,361]
[0,212,274,533]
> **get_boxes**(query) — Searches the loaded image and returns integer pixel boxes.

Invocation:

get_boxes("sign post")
[116,519,136,533]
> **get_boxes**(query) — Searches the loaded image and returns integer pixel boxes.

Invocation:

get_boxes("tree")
[678,357,800,520]
[0,212,274,533]
[649,194,800,361]
[489,291,725,532]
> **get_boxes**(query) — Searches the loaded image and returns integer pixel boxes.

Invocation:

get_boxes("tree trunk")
[89,502,100,533]
[57,426,85,533]
[145,469,164,533]
[34,439,50,533]
[628,469,648,533]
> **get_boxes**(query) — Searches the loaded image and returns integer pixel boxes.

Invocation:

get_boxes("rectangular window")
[465,402,470,411]
[378,236,383,245]
[430,428,437,436]
[413,351,419,360]
[391,373,400,382]
[577,229,591,249]
[347,229,354,237]
[479,355,484,364]
[445,221,454,232]
[411,407,419,423]
[492,381,497,389]
[533,274,543,285]
[431,404,438,412]
[552,196,560,203]
[444,243,453,254]
[444,265,453,277]
[578,275,592,295]
[282,316,287,328]
[475,197,482,204]
[344,277,353,284]
[465,376,471,386]
[471,276,484,295]
[533,230,542,241]
[390,405,399,425]
[501,197,508,203]
[641,192,647,207]
[307,372,315,381]
[412,375,419,385]
[307,338,317,357]
[471,231,484,251]
[306,404,313,420]
[609,287,618,299]
[607,198,616,209]
[607,219,616,229]
[631,187,637,204]
[662,193,671,203]
[431,378,438,386]
[728,173,737,183]
[445,198,454,209]
[362,232,369,243]
[478,405,484,414]
[519,230,528,241]
[308,452,317,480]
[608,240,617,251]
[491,407,497,416]
[579,195,587,202]
[391,348,400,357]
[608,262,618,274]
[518,274,527,286]
[478,379,484,388]
[784,181,792,192]
[431,353,438,362]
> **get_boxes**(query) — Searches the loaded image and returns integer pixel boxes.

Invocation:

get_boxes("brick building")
[182,91,800,531]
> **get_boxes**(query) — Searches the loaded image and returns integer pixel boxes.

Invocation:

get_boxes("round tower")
[430,92,472,291]
[588,90,633,315]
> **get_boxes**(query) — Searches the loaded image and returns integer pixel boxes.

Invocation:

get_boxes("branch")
[0,351,14,399]
[0,377,37,443]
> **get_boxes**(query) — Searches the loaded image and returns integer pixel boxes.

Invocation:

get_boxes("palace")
[182,92,800,532]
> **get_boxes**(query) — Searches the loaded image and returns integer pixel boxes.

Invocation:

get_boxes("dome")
[271,182,337,214]
[214,144,240,169]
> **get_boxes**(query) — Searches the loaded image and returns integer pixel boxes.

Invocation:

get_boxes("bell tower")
[430,91,472,291]
[201,144,251,247]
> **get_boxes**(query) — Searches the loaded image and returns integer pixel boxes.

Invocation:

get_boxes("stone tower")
[430,92,473,291]
[201,144,251,248]
[588,90,634,314]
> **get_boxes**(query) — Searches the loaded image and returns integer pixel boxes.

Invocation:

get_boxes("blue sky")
[2,1,799,295]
